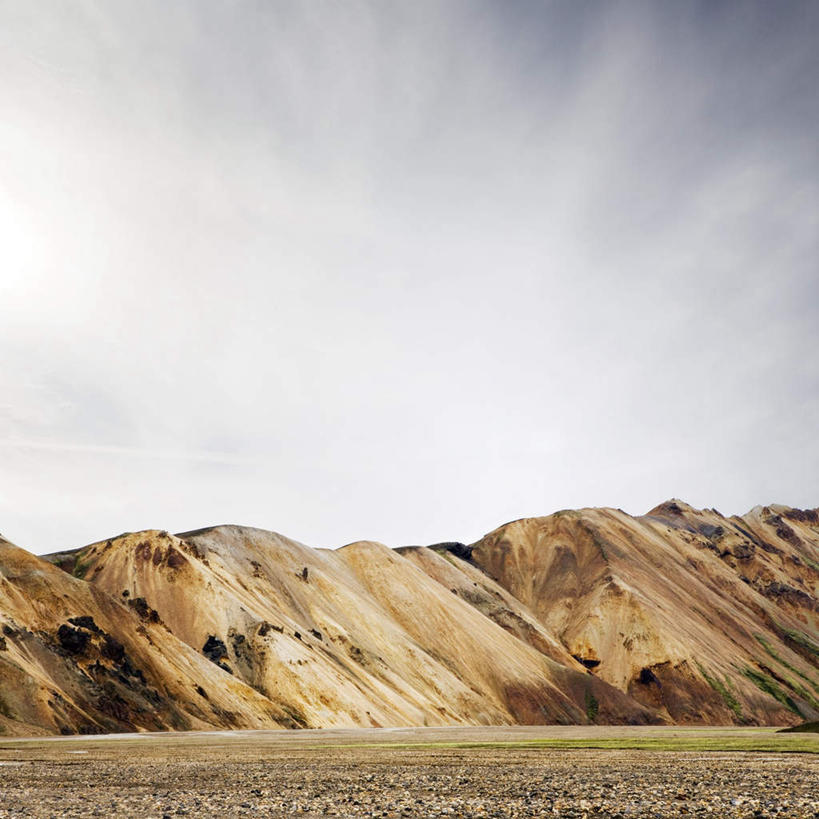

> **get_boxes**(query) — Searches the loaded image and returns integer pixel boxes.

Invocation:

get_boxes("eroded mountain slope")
[53,526,651,731]
[2,499,817,736]
[454,501,819,725]
[0,534,295,736]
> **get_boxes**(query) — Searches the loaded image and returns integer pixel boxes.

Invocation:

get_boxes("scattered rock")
[430,542,474,561]
[101,634,125,663]
[128,597,162,623]
[202,635,228,663]
[257,621,283,637]
[68,615,101,633]
[572,654,601,670]
[57,624,90,655]
[4,743,815,818]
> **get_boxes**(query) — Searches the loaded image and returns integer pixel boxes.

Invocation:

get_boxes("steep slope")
[461,501,819,726]
[0,534,295,736]
[50,526,653,730]
[4,499,816,736]
[395,543,586,670]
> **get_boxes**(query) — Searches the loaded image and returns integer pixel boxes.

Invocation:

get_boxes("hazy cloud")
[1,1,817,553]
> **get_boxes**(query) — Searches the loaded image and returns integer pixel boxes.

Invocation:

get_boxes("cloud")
[1,1,817,553]
[0,438,258,465]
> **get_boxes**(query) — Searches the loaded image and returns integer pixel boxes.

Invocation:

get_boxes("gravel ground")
[0,730,817,817]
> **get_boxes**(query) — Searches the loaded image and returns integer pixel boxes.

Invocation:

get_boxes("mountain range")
[1,500,817,736]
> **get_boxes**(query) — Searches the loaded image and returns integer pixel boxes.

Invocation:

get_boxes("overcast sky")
[1,1,817,554]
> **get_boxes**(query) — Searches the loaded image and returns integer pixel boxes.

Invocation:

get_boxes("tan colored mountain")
[1,500,817,736]
[463,501,819,724]
[0,533,297,737]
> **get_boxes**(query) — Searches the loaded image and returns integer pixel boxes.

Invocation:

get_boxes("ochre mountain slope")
[52,526,650,730]
[0,534,296,737]
[0,500,816,736]
[461,501,819,725]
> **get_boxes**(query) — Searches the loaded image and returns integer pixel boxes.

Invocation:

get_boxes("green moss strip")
[754,634,819,696]
[584,690,598,722]
[72,559,90,579]
[697,664,742,719]
[783,629,819,659]
[742,667,802,716]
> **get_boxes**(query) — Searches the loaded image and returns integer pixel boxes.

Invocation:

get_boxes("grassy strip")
[750,635,819,711]
[754,634,819,696]
[322,735,819,754]
[783,629,819,659]
[781,721,819,734]
[584,691,598,722]
[788,683,819,712]
[742,668,802,716]
[696,664,742,718]
[72,559,90,579]
[2,731,818,757]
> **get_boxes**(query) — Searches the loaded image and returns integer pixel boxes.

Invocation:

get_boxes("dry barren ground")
[0,726,817,818]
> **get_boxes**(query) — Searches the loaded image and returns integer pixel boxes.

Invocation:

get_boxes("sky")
[1,1,817,555]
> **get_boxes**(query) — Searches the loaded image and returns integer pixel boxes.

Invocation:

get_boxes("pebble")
[0,747,817,817]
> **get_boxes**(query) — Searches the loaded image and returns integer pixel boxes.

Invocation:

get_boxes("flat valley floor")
[1,726,818,818]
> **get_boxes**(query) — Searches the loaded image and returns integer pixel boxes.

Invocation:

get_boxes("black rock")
[68,615,101,633]
[202,634,228,663]
[57,624,90,654]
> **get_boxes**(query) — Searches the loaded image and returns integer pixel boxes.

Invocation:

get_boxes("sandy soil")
[1,727,818,817]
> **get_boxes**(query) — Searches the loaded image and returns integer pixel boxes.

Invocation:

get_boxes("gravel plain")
[0,727,817,818]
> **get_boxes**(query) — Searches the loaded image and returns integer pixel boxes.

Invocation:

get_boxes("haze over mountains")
[1,500,817,737]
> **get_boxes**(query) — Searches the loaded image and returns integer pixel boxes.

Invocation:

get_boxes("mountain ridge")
[0,500,817,736]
